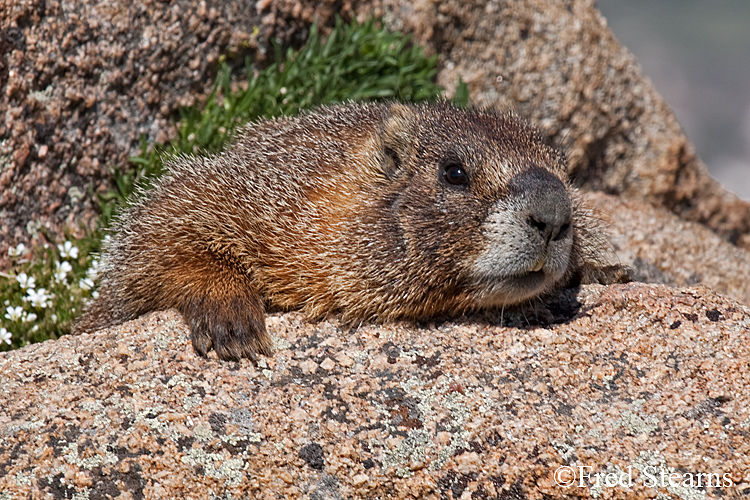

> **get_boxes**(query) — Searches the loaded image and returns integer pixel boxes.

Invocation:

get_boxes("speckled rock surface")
[1,283,749,499]
[0,0,277,255]
[2,0,750,263]
[583,191,750,306]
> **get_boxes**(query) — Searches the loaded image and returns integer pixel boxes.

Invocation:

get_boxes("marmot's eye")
[442,162,469,186]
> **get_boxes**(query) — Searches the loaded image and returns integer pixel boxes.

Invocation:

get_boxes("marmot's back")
[75,102,629,360]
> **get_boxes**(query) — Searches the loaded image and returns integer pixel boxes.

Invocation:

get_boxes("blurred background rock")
[599,0,750,201]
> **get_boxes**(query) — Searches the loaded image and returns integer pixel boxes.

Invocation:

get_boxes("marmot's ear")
[384,104,418,145]
[379,104,419,180]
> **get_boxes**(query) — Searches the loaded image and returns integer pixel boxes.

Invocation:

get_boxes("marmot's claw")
[184,293,272,362]
[579,264,634,285]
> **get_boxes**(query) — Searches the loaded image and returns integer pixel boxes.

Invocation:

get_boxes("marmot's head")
[370,103,576,307]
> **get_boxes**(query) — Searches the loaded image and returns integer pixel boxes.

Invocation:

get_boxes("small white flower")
[22,312,37,323]
[16,273,36,290]
[58,241,79,259]
[0,328,11,345]
[54,261,73,284]
[51,313,58,324]
[86,259,100,281]
[27,288,53,309]
[8,243,27,258]
[92,291,100,300]
[79,277,95,291]
[5,306,23,322]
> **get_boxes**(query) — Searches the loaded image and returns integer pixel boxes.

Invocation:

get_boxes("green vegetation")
[105,17,446,211]
[0,17,461,351]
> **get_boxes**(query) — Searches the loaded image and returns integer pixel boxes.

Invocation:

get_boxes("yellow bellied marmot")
[75,102,630,360]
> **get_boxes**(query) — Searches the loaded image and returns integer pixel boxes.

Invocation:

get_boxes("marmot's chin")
[470,265,567,307]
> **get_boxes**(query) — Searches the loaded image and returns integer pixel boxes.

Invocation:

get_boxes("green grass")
[104,17,449,211]
[0,17,462,351]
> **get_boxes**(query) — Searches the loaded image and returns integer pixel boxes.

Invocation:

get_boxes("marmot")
[75,102,630,360]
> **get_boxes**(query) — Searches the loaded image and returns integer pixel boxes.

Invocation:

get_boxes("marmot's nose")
[509,167,572,244]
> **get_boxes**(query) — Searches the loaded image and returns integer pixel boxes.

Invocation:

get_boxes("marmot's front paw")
[183,292,272,361]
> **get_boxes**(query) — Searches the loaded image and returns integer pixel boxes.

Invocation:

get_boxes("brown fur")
[75,102,630,360]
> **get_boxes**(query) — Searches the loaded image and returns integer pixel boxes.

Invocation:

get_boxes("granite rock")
[0,0,275,254]
[1,283,749,499]
[583,191,750,306]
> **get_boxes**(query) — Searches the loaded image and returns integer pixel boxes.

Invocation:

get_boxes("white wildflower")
[27,288,53,309]
[8,243,27,258]
[79,277,95,291]
[58,241,79,259]
[51,313,58,324]
[0,328,11,345]
[16,272,36,290]
[5,306,23,322]
[22,312,37,323]
[86,259,100,281]
[92,291,100,300]
[54,261,73,284]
